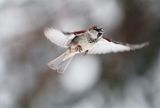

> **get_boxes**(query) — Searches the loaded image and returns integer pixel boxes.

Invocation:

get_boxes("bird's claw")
[76,45,82,53]
[84,50,88,56]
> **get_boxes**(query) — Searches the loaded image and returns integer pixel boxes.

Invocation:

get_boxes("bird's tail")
[48,50,75,73]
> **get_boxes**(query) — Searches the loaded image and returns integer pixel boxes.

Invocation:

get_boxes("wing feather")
[44,28,75,48]
[88,38,149,54]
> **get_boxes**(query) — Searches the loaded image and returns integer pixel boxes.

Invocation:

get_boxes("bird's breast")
[71,36,95,53]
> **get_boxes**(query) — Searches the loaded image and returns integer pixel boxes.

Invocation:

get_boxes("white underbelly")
[78,38,94,52]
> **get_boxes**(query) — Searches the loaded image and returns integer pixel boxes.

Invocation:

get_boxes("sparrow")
[44,26,149,73]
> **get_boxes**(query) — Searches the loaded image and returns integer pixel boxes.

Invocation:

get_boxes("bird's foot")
[76,45,82,53]
[84,50,88,56]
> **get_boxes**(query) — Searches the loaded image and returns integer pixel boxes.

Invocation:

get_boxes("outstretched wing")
[44,28,75,48]
[88,38,149,54]
[63,29,86,35]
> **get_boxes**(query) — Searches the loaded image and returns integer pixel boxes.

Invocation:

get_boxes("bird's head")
[88,26,104,40]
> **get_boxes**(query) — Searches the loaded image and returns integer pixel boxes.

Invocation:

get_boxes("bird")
[44,26,149,73]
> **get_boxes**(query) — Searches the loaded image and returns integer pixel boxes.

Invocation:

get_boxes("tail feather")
[48,51,74,73]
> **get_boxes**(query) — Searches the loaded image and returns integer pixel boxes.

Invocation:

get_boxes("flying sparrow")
[44,26,149,73]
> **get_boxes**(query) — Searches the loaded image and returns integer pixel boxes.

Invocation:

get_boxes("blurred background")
[0,0,160,108]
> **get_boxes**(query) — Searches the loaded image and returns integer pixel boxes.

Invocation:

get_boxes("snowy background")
[0,0,160,108]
